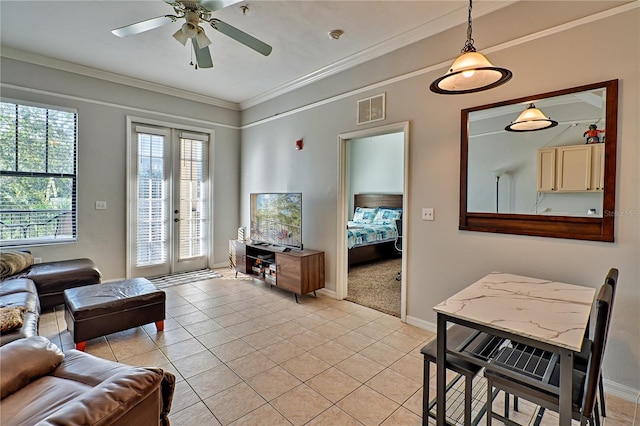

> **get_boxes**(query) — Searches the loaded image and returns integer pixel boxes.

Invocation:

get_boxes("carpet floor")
[346,257,401,317]
[148,269,222,289]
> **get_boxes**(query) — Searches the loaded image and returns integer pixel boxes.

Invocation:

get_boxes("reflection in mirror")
[460,80,617,242]
[467,87,606,217]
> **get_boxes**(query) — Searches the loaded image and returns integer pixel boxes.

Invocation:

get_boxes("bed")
[348,193,403,267]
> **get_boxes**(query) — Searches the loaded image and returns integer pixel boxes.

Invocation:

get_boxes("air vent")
[357,93,386,125]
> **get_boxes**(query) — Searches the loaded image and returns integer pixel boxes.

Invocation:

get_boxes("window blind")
[136,131,168,267]
[0,101,77,246]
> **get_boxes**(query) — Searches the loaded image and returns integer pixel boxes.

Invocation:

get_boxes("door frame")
[336,121,410,322]
[125,116,215,279]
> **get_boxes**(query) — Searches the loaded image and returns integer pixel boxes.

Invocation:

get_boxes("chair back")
[581,283,613,419]
[604,268,618,302]
[603,268,618,341]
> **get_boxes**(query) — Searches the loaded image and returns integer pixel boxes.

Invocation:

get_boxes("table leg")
[436,314,447,425]
[558,348,573,426]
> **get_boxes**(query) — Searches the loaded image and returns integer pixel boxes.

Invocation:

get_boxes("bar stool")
[421,325,506,425]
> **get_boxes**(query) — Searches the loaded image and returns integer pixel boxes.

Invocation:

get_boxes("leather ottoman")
[64,278,165,351]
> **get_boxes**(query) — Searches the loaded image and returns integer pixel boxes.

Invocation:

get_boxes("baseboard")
[212,262,229,269]
[102,277,126,283]
[406,315,436,333]
[317,288,337,298]
[603,378,640,403]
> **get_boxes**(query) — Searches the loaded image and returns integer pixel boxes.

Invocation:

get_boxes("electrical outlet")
[95,201,107,210]
[33,257,42,264]
[422,208,434,221]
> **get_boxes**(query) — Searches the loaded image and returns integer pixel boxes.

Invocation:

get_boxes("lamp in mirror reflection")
[429,0,512,94]
[505,103,559,132]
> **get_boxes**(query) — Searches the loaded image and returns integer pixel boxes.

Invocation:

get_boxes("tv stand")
[229,240,325,302]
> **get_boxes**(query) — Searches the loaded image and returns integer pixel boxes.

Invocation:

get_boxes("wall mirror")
[460,80,618,241]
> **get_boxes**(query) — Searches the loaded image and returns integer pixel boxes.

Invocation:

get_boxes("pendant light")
[430,0,512,94]
[505,103,558,132]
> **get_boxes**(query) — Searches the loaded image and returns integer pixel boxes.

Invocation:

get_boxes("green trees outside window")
[0,101,77,246]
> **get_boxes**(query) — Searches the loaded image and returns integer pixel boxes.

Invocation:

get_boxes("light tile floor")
[39,268,637,425]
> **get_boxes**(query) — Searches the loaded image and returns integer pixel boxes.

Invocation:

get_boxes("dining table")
[433,272,596,426]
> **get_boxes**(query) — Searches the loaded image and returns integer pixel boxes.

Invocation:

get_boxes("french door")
[129,124,209,278]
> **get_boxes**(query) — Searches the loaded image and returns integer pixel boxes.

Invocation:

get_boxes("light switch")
[95,201,107,210]
[422,208,434,221]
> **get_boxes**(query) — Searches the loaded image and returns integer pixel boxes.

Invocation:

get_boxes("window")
[0,101,77,246]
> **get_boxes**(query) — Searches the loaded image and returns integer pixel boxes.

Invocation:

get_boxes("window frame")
[0,99,78,247]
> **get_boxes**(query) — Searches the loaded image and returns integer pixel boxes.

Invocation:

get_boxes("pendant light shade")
[505,103,558,132]
[430,0,512,94]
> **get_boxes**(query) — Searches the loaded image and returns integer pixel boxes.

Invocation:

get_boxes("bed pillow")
[372,208,402,225]
[352,207,378,224]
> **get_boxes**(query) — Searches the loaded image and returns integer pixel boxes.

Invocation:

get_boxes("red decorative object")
[584,124,605,144]
[295,139,304,150]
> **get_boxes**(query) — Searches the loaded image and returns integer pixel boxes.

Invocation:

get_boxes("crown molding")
[239,1,518,110]
[241,0,638,129]
[0,46,240,111]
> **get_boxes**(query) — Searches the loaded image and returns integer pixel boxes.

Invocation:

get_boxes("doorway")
[127,121,211,278]
[337,122,409,321]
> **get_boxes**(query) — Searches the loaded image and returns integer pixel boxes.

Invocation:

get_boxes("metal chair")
[498,268,617,425]
[575,268,618,419]
[484,282,613,426]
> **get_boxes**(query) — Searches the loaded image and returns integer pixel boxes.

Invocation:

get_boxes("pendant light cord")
[463,0,476,53]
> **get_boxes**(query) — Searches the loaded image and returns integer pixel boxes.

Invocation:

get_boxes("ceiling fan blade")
[111,15,177,37]
[198,0,243,12]
[193,39,214,68]
[210,20,272,56]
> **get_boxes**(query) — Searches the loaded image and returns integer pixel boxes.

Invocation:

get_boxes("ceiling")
[0,1,515,109]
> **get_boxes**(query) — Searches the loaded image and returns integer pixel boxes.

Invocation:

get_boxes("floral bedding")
[347,221,398,249]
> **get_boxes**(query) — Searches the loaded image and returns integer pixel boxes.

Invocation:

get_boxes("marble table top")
[433,272,596,351]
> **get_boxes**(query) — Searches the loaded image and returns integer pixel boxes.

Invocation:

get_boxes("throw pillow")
[0,306,26,333]
[0,336,64,399]
[0,251,34,279]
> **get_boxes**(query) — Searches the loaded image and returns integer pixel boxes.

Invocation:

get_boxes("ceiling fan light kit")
[111,0,272,69]
[430,0,512,94]
[195,27,212,48]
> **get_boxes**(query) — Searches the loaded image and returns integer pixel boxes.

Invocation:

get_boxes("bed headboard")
[354,193,403,210]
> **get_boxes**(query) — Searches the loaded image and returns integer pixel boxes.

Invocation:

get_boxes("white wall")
[240,3,640,396]
[1,0,636,400]
[348,133,404,216]
[0,58,242,279]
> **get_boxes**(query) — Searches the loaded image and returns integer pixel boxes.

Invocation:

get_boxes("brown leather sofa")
[0,258,101,345]
[0,336,175,425]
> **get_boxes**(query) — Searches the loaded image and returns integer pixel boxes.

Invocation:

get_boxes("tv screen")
[250,193,302,249]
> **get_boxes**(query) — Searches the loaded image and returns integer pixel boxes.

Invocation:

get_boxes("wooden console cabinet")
[229,240,325,302]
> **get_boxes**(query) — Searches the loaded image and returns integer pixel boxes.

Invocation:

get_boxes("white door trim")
[337,121,410,322]
[125,115,216,279]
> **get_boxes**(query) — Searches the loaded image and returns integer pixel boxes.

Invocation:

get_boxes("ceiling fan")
[111,0,272,69]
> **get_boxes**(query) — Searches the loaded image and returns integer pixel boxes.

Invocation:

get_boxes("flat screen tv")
[250,193,302,249]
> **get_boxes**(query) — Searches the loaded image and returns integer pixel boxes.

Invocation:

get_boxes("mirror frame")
[459,79,618,242]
